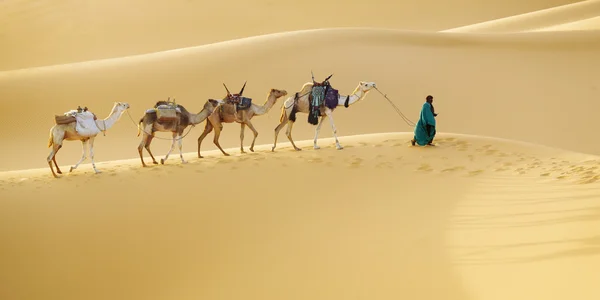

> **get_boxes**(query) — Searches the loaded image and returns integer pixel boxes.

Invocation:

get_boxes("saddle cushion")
[63,110,101,137]
[155,104,181,121]
[324,86,339,110]
[236,97,252,111]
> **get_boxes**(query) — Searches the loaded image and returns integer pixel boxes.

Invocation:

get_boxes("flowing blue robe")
[413,102,436,146]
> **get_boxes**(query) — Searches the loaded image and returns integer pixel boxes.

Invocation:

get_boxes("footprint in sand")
[494,167,509,172]
[441,166,466,173]
[348,158,363,168]
[417,163,433,172]
[467,169,485,176]
[307,157,323,164]
[375,162,393,169]
[578,175,600,184]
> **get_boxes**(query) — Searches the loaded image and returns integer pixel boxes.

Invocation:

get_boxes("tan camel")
[46,102,130,178]
[272,81,376,151]
[197,84,288,158]
[137,98,223,167]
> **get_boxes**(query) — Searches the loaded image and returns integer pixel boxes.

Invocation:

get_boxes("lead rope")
[124,110,195,141]
[374,87,416,127]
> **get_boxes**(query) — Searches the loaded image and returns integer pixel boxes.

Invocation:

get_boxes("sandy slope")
[1,27,600,172]
[2,1,600,299]
[443,0,600,32]
[0,0,581,71]
[1,132,599,300]
[534,16,600,30]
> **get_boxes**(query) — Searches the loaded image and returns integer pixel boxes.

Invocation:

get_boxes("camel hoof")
[69,167,74,173]
[57,169,63,174]
[336,145,344,150]
[271,147,276,152]
[224,153,230,156]
[152,161,158,165]
[314,145,321,150]
[240,150,246,154]
[250,148,255,152]
[294,148,302,151]
[182,161,188,164]
[199,155,204,159]
[160,159,165,164]
[94,170,102,174]
[142,164,148,168]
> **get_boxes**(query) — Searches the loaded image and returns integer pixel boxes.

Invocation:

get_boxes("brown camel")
[197,83,288,158]
[272,81,376,151]
[137,98,223,167]
[46,102,130,178]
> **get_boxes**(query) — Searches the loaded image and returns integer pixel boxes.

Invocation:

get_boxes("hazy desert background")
[1,0,600,299]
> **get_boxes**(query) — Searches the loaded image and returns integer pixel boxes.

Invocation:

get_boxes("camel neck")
[190,108,211,124]
[96,107,122,131]
[339,88,366,107]
[254,94,277,116]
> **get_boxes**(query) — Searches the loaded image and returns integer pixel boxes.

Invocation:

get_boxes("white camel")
[272,81,376,151]
[46,102,130,178]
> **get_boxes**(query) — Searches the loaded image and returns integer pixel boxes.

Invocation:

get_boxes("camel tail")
[279,105,286,123]
[47,129,54,148]
[137,118,143,137]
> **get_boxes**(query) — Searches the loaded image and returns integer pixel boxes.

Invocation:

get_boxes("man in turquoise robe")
[411,95,437,146]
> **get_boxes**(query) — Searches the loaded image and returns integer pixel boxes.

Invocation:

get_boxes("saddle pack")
[153,99,181,122]
[307,75,340,125]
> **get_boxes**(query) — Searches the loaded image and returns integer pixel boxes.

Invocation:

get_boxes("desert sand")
[1,0,600,300]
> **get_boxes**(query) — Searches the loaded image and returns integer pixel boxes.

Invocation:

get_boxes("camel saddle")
[153,100,181,122]
[54,106,97,125]
[307,80,339,124]
[226,94,253,111]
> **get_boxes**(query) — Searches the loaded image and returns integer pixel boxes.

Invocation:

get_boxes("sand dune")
[1,132,599,300]
[1,27,600,172]
[2,1,600,299]
[443,0,600,32]
[534,15,600,30]
[0,0,581,71]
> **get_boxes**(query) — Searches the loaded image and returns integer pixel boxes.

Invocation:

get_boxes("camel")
[272,80,377,151]
[197,84,288,158]
[46,102,131,178]
[137,98,223,167]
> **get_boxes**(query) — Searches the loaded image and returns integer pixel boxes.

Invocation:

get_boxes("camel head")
[112,102,130,113]
[269,88,288,100]
[358,81,377,92]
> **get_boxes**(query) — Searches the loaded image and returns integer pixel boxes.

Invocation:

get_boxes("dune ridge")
[443,0,600,33]
[3,27,600,77]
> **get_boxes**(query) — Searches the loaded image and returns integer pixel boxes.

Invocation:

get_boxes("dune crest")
[443,0,600,33]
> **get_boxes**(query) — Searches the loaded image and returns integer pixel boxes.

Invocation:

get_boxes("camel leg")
[313,116,326,150]
[245,121,259,152]
[138,133,149,167]
[326,111,343,150]
[88,137,101,174]
[69,140,89,172]
[197,121,213,158]
[161,132,178,164]
[285,120,302,151]
[47,144,62,178]
[145,135,159,165]
[240,123,246,153]
[272,113,288,152]
[52,146,63,174]
[213,124,230,156]
[177,131,187,164]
